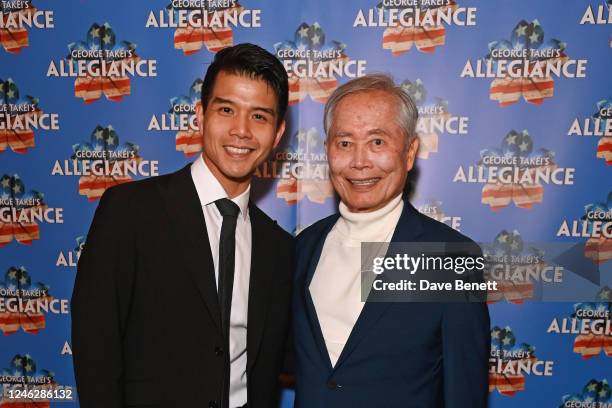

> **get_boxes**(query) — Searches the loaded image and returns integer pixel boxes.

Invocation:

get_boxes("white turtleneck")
[309,194,404,366]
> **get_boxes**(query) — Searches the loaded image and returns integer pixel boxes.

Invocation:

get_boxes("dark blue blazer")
[293,201,490,408]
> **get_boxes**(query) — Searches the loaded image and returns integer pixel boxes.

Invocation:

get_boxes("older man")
[293,74,490,407]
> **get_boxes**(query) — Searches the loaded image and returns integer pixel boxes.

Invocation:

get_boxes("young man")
[72,43,293,408]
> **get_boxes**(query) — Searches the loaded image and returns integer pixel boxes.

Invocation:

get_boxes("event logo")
[148,79,202,156]
[46,22,157,103]
[0,174,63,247]
[255,128,332,205]
[453,130,575,210]
[461,20,587,106]
[0,78,60,154]
[557,192,612,264]
[400,78,469,159]
[548,287,612,359]
[353,1,476,55]
[145,1,261,55]
[274,22,366,105]
[56,236,85,267]
[415,199,461,231]
[489,325,554,396]
[561,379,611,407]
[0,1,53,54]
[568,98,612,165]
[0,266,69,336]
[483,230,545,304]
[0,354,68,406]
[51,125,159,201]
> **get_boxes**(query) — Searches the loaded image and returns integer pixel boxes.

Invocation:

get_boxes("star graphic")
[13,357,22,367]
[515,25,527,37]
[491,329,500,339]
[519,141,529,151]
[6,89,15,99]
[510,241,519,250]
[19,276,27,285]
[102,34,111,44]
[506,134,517,144]
[94,129,104,140]
[298,26,308,38]
[1,178,10,188]
[193,82,202,93]
[413,90,422,100]
[311,33,320,45]
[529,32,540,43]
[24,363,32,372]
[497,234,508,243]
[502,336,511,345]
[587,383,597,392]
[90,27,100,38]
[13,184,21,193]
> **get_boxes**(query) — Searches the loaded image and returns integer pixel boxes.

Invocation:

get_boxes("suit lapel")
[158,165,222,332]
[246,204,276,371]
[304,215,339,372]
[333,201,424,370]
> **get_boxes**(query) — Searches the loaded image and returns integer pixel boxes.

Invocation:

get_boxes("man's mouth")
[224,145,254,156]
[348,177,381,186]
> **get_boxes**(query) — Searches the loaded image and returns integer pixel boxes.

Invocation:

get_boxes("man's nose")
[230,112,252,138]
[350,145,372,169]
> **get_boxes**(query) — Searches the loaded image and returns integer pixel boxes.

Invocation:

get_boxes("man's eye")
[253,113,267,121]
[372,138,384,146]
[339,141,351,148]
[220,107,232,114]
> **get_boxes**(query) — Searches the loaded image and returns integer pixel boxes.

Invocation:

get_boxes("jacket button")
[214,346,223,356]
[326,379,339,389]
[208,401,218,408]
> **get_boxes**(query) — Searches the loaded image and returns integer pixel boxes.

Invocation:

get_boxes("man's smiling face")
[326,90,418,213]
[197,71,285,194]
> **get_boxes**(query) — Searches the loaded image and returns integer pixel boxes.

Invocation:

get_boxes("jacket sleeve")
[442,299,491,408]
[71,186,135,407]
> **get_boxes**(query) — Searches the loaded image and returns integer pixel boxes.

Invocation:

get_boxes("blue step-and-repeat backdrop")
[1,0,611,406]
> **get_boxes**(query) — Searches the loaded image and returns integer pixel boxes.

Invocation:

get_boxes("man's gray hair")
[323,73,419,141]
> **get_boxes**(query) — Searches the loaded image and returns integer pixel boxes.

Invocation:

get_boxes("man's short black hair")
[201,43,289,127]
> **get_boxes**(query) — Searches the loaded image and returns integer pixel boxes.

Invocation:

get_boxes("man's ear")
[405,136,420,172]
[273,119,286,149]
[195,102,205,136]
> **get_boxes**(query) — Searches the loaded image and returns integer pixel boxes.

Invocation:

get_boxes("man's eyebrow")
[332,131,353,137]
[366,128,388,135]
[252,106,276,117]
[210,97,235,105]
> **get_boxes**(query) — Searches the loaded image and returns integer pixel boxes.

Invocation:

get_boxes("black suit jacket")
[71,165,294,408]
[293,201,490,407]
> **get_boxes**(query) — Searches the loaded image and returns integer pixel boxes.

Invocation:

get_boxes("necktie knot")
[215,198,240,218]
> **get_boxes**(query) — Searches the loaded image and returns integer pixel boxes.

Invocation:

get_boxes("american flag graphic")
[274,22,349,105]
[582,193,612,264]
[480,130,555,210]
[67,23,139,104]
[379,1,458,55]
[401,79,451,159]
[487,20,567,107]
[571,287,612,359]
[0,3,35,53]
[0,175,44,247]
[72,125,139,201]
[0,355,54,407]
[0,267,51,335]
[489,326,537,396]
[168,1,243,55]
[275,128,333,205]
[560,379,612,407]
[482,230,538,304]
[594,99,612,165]
[0,78,42,154]
[171,79,202,156]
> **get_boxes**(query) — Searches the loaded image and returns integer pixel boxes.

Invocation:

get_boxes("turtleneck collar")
[334,193,404,243]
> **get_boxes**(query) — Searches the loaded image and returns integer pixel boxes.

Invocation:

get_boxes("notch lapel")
[333,201,424,370]
[303,215,339,372]
[158,165,222,332]
[246,204,276,371]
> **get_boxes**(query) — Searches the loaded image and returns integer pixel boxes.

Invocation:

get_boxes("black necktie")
[215,198,240,339]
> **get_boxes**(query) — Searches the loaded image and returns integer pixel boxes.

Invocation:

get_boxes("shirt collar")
[191,154,250,220]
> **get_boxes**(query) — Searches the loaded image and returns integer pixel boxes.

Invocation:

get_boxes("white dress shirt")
[191,155,250,408]
[309,194,403,366]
